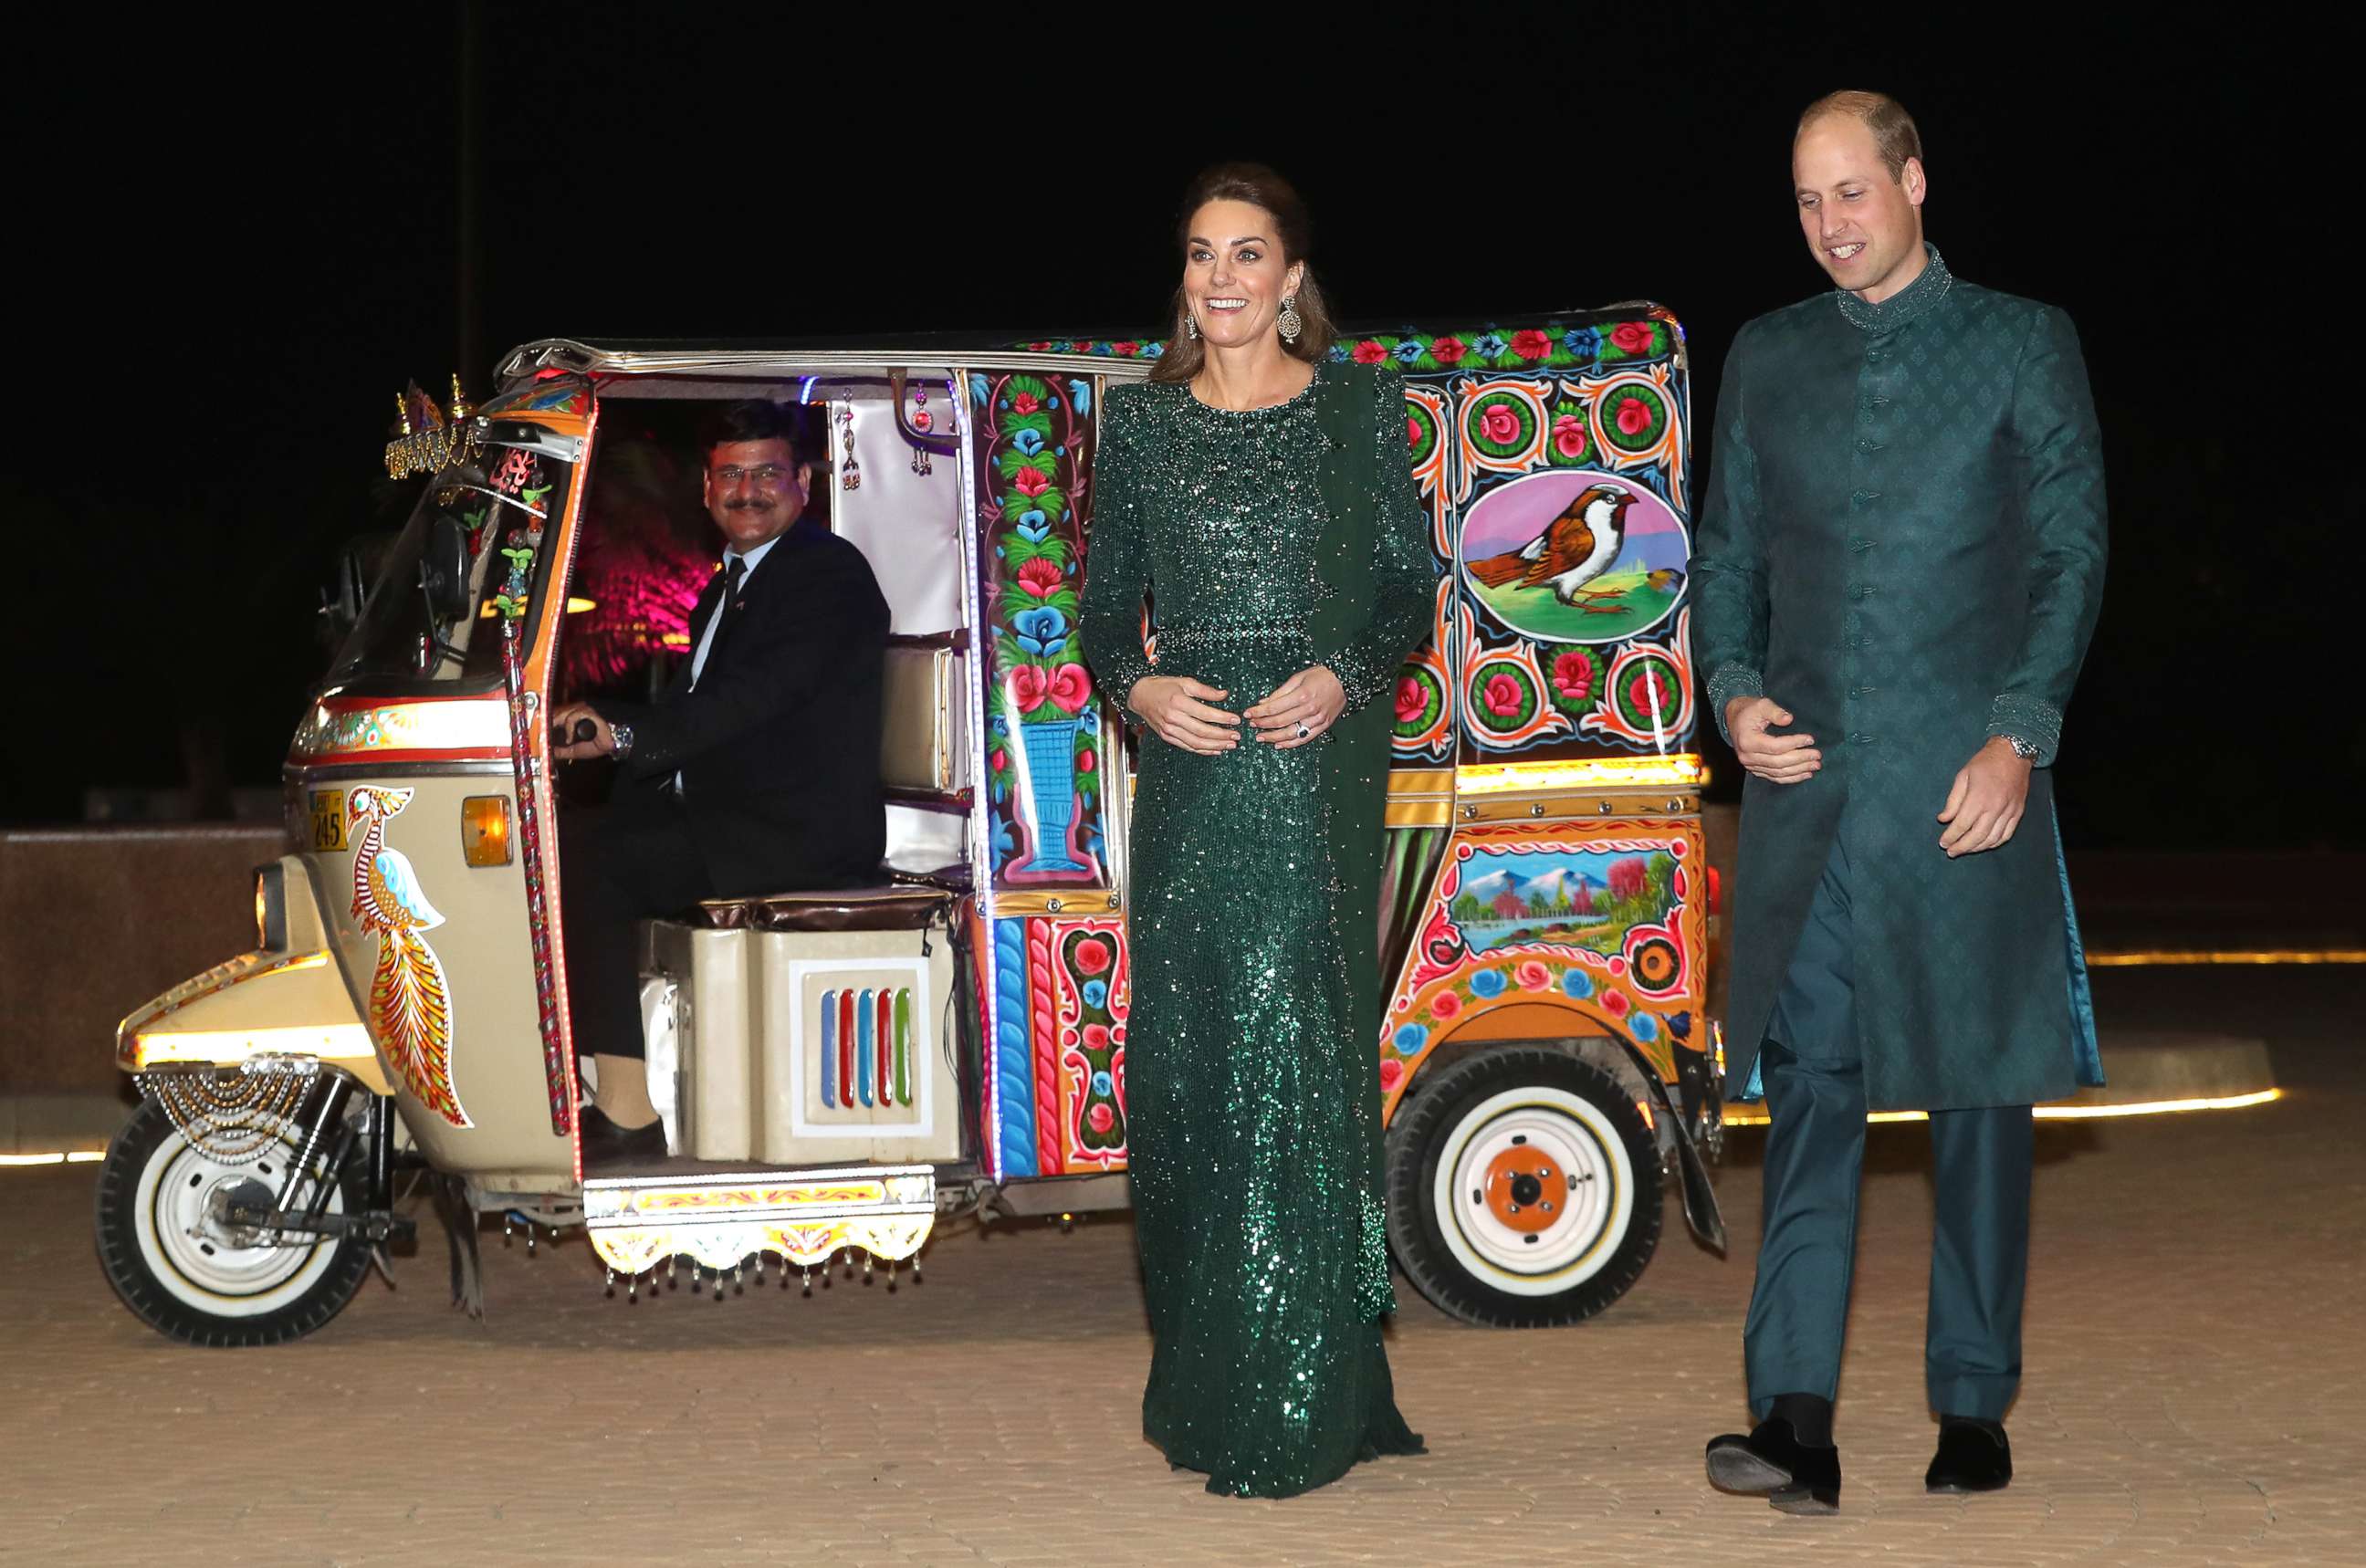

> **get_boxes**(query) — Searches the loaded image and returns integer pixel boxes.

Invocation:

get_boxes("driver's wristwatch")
[609,722,635,758]
[2002,733,2038,761]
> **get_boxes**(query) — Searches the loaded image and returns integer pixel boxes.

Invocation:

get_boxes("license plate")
[309,789,348,852]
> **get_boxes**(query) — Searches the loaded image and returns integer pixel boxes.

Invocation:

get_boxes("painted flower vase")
[1020,717,1085,873]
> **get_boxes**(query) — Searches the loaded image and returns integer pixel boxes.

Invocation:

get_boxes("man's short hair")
[1797,90,1923,183]
[700,400,816,467]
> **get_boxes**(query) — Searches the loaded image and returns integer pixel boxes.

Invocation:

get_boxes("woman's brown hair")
[1148,162,1335,383]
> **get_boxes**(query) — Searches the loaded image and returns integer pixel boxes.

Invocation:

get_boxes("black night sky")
[13,12,2346,848]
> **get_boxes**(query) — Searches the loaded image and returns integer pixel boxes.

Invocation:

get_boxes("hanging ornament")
[909,382,933,476]
[838,402,862,492]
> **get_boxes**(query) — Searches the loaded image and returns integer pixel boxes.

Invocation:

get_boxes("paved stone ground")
[3,965,2359,1567]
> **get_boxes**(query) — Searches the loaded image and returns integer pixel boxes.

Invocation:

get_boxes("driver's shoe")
[578,1105,667,1167]
[1707,1396,1841,1514]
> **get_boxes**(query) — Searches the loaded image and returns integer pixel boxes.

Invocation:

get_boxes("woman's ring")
[1296,723,1312,740]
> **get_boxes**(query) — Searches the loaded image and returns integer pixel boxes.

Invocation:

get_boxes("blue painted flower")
[1666,1010,1693,1040]
[1014,509,1052,541]
[1471,331,1509,360]
[1084,823,1105,859]
[1090,1070,1113,1095]
[1083,978,1108,1009]
[968,373,991,406]
[1013,606,1069,656]
[1067,380,1093,415]
[1469,968,1508,998]
[1012,428,1046,457]
[1562,326,1603,360]
[1561,968,1595,999]
[1631,1012,1659,1043]
[1074,707,1098,731]
[1141,341,1165,359]
[1394,1022,1430,1053]
[1394,340,1427,365]
[989,712,1009,736]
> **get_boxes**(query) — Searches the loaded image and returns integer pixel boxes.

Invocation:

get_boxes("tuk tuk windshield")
[329,444,571,687]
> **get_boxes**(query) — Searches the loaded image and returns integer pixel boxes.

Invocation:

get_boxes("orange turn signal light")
[462,795,513,866]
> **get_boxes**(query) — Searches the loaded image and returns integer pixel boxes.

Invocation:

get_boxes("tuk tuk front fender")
[115,856,386,1092]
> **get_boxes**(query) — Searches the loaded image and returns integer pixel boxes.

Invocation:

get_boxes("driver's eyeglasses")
[713,464,792,488]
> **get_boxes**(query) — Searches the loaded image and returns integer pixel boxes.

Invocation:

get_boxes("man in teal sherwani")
[1694,92,2107,1514]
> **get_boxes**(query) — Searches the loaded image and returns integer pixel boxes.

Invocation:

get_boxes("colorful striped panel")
[856,988,874,1108]
[839,988,855,1110]
[893,988,912,1108]
[820,989,838,1109]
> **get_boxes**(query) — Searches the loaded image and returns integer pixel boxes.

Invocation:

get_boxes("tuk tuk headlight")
[254,863,288,952]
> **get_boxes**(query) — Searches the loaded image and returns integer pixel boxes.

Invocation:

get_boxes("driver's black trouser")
[1742,835,2034,1425]
[559,799,716,1063]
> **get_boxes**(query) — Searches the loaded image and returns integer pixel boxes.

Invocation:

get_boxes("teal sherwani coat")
[1694,246,2108,1112]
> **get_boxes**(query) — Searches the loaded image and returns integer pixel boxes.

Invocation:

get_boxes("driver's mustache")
[725,498,770,510]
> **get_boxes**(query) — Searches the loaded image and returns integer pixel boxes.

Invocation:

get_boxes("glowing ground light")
[2085,949,2366,967]
[0,1152,105,1167]
[1720,1088,2285,1128]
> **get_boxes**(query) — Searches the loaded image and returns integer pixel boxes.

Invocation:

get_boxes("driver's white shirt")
[673,532,784,796]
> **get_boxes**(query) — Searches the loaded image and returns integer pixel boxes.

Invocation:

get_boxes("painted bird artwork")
[347,786,471,1127]
[1467,483,1641,611]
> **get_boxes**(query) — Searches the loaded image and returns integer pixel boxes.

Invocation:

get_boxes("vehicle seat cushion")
[693,879,959,933]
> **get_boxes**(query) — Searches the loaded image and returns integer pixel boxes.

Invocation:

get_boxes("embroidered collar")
[1837,243,1952,332]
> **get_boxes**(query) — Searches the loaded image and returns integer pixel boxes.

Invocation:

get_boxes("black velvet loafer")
[578,1105,668,1167]
[1925,1416,2012,1493]
[1706,1416,1842,1514]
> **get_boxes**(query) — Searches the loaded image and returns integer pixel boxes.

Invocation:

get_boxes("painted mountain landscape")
[1448,849,1680,956]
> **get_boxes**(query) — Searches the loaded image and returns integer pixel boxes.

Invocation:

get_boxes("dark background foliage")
[10,9,2344,846]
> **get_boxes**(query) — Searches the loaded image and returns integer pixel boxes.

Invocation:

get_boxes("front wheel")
[1386,1046,1662,1327]
[94,1095,372,1345]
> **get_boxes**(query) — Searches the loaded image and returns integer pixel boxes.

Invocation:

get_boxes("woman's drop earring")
[1277,294,1303,344]
[1185,309,1199,340]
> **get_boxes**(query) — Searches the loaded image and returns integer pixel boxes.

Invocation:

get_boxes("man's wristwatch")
[2002,733,2038,761]
[608,722,634,758]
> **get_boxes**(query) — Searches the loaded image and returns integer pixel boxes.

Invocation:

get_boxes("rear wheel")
[1386,1046,1662,1327]
[94,1096,372,1345]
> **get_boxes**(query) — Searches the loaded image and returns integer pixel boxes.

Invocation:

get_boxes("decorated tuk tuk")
[96,306,1724,1344]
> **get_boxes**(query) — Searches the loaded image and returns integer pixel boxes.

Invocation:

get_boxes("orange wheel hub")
[1481,1145,1568,1234]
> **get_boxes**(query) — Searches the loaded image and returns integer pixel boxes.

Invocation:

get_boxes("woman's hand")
[1246,665,1345,748]
[1129,675,1241,754]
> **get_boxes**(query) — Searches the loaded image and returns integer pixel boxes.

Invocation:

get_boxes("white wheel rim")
[1430,1083,1634,1296]
[131,1130,343,1317]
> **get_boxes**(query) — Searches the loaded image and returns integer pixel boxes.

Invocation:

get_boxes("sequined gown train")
[1080,364,1433,1498]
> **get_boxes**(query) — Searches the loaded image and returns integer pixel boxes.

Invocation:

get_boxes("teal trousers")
[1743,836,2033,1424]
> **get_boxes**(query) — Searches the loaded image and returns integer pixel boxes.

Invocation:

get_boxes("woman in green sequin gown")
[1078,182,1435,1497]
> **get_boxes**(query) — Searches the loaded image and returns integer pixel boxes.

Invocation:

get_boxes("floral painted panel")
[970,371,1114,887]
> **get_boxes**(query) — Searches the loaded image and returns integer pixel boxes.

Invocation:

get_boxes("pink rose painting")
[1483,673,1525,718]
[1614,396,1653,437]
[1480,403,1522,445]
[1395,675,1427,725]
[1047,664,1093,714]
[1610,320,1655,354]
[1354,339,1388,365]
[1510,329,1552,361]
[1552,413,1587,460]
[1430,335,1468,366]
[1015,558,1063,597]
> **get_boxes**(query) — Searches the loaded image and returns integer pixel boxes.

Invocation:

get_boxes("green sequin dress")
[1080,363,1434,1498]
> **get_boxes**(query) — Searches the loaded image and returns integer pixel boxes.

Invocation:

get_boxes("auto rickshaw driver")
[550,400,892,1166]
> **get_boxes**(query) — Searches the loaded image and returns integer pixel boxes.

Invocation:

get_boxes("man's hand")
[1727,695,1821,784]
[1244,665,1345,748]
[1128,675,1241,755]
[550,702,616,762]
[1937,737,2034,857]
